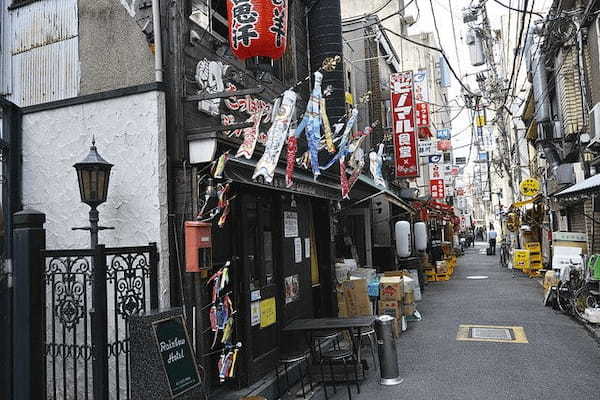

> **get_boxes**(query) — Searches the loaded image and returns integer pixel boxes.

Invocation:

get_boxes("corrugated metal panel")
[0,2,13,96]
[556,46,584,136]
[10,0,78,55]
[12,37,79,106]
[588,17,600,108]
[2,0,79,106]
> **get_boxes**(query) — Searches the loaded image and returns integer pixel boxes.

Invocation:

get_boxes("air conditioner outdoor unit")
[587,103,600,149]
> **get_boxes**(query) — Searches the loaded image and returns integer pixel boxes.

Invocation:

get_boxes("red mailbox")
[185,221,212,273]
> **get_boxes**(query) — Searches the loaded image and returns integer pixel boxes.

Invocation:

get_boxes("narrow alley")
[326,244,600,400]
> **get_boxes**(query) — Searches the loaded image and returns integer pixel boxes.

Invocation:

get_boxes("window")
[189,0,228,42]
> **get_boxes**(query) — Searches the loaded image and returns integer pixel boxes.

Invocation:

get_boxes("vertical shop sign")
[391,71,419,178]
[414,70,431,137]
[428,154,445,199]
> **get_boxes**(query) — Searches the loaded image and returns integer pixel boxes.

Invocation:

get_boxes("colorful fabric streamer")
[285,135,298,187]
[253,90,297,183]
[294,71,324,179]
[370,143,386,188]
[235,110,264,159]
[320,97,336,153]
[320,108,359,170]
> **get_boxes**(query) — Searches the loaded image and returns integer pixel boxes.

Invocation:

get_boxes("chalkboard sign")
[152,316,201,398]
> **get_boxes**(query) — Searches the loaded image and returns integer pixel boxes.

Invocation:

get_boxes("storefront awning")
[353,176,415,213]
[224,157,341,200]
[555,173,600,202]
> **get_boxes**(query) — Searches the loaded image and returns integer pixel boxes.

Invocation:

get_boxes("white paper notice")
[294,237,302,263]
[284,211,299,238]
[251,301,260,326]
[305,238,311,258]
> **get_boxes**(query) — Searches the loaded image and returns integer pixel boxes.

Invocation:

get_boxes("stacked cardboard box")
[403,288,416,316]
[378,277,404,336]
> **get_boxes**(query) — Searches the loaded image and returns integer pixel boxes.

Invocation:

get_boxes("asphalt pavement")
[322,243,600,400]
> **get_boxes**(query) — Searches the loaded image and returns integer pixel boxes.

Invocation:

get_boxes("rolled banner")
[253,90,297,183]
[370,143,387,188]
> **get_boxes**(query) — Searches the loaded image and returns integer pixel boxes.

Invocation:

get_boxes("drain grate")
[456,324,528,343]
[470,327,513,340]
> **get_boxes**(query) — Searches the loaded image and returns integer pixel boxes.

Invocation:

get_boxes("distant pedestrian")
[488,226,498,255]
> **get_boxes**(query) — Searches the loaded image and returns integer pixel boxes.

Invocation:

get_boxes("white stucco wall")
[21,90,170,307]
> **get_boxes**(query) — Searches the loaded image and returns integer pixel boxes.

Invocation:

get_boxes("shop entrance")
[239,192,280,385]
[236,190,319,386]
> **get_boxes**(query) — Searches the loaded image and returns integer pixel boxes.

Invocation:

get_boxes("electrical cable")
[382,28,477,96]
[501,0,531,109]
[341,1,415,33]
[493,0,544,17]
[528,1,597,127]
[448,0,465,78]
[342,0,394,23]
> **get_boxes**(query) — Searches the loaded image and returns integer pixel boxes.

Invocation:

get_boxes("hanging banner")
[413,70,431,137]
[429,155,445,199]
[391,71,419,178]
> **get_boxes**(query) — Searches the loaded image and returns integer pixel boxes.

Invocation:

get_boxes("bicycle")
[499,240,510,269]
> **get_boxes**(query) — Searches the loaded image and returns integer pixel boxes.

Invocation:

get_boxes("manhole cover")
[467,276,488,280]
[456,324,528,343]
[470,327,513,340]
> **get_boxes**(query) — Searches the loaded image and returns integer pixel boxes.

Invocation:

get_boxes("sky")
[402,0,552,173]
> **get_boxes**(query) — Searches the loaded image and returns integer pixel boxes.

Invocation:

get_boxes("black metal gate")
[0,98,23,400]
[43,243,158,400]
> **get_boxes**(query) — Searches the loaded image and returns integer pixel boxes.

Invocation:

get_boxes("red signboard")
[437,139,452,151]
[430,179,445,199]
[391,72,419,178]
[415,102,430,127]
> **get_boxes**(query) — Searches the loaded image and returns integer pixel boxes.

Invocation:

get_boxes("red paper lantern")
[227,0,288,60]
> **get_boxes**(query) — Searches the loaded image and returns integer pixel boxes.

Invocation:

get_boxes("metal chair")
[311,330,341,361]
[275,350,313,399]
[353,327,377,375]
[319,348,360,400]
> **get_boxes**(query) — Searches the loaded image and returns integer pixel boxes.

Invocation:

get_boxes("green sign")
[153,316,201,398]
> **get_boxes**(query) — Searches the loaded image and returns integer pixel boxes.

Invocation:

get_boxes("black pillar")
[308,0,346,123]
[12,209,46,400]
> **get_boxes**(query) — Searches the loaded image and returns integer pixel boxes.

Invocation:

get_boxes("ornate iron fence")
[43,243,158,400]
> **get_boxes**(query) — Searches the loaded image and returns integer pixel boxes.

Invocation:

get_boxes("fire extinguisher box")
[185,221,212,273]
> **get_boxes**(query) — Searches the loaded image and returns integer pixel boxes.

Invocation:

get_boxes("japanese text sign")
[391,72,419,178]
[227,0,288,60]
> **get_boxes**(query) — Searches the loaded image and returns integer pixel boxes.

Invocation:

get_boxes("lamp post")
[72,139,114,248]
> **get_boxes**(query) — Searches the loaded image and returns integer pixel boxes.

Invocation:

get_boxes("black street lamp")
[72,139,114,248]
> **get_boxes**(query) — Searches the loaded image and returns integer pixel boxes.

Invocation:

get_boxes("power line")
[448,0,464,78]
[500,0,531,109]
[383,28,477,96]
[342,0,395,23]
[528,2,597,125]
[341,0,415,33]
[492,0,544,18]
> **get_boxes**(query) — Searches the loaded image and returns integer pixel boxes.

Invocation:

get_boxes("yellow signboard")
[475,115,486,127]
[513,249,530,270]
[345,92,354,105]
[260,297,277,328]
[519,178,541,197]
